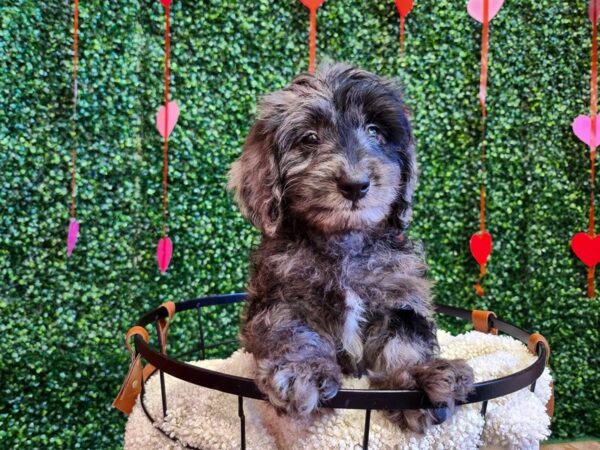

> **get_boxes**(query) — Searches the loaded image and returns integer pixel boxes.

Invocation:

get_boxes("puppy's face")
[229,64,416,236]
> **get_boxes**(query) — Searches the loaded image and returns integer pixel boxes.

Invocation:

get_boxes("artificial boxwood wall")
[1,0,599,447]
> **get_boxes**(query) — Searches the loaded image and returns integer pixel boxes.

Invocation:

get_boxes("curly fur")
[228,63,474,433]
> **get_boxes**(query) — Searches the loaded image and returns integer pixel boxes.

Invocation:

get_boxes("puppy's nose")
[338,174,370,201]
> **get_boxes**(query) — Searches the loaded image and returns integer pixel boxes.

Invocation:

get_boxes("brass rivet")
[131,380,138,389]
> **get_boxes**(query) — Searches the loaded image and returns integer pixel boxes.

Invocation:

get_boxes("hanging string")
[162,3,171,237]
[400,15,406,53]
[299,1,324,73]
[394,1,414,55]
[588,2,598,297]
[70,0,79,220]
[474,0,490,296]
[308,6,317,74]
[66,0,81,257]
[155,0,177,274]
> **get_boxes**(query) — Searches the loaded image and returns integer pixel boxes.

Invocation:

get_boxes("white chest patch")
[342,289,366,362]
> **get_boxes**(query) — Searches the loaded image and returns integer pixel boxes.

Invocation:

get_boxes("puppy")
[227,63,474,433]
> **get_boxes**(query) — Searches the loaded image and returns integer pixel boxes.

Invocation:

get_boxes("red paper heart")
[299,0,325,10]
[467,0,504,23]
[160,0,171,7]
[571,232,600,267]
[157,236,173,273]
[590,0,600,23]
[155,101,180,139]
[470,231,492,265]
[572,115,600,148]
[394,0,414,17]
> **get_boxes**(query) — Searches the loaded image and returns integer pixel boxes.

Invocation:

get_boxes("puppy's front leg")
[242,306,341,417]
[364,307,474,433]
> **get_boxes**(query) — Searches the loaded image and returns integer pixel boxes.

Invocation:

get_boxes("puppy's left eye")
[366,124,385,143]
[366,124,380,137]
[302,131,320,146]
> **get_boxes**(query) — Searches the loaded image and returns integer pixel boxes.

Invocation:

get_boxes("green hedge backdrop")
[1,0,599,447]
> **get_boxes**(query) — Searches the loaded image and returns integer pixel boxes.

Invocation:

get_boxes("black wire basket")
[130,293,549,450]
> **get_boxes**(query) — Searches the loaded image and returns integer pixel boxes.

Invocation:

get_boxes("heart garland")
[154,0,180,274]
[66,0,80,257]
[394,0,414,53]
[570,0,599,297]
[299,0,326,74]
[467,0,503,296]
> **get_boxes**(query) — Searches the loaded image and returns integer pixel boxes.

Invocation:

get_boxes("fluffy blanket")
[124,330,552,450]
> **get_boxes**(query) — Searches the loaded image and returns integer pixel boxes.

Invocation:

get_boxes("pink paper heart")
[467,0,504,23]
[572,115,600,148]
[160,0,171,7]
[157,236,173,273]
[590,0,600,23]
[155,101,180,139]
[67,218,80,257]
[299,0,325,10]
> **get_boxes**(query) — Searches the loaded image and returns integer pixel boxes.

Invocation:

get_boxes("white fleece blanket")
[124,330,552,450]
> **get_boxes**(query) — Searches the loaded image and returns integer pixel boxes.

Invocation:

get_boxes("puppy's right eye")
[301,131,320,146]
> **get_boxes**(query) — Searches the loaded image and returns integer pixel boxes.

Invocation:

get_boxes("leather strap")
[113,303,175,415]
[156,301,176,353]
[143,301,176,379]
[527,332,550,364]
[124,326,149,355]
[113,326,150,415]
[527,332,553,417]
[471,309,498,335]
[546,381,555,418]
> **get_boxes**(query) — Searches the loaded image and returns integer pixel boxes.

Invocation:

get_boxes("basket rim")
[133,293,547,411]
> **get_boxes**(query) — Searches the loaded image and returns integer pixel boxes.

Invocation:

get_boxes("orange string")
[475,0,490,296]
[70,0,79,219]
[308,7,317,74]
[400,15,405,53]
[588,9,598,297]
[162,4,170,237]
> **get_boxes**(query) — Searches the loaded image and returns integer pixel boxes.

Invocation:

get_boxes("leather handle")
[527,332,553,418]
[114,325,150,415]
[156,301,175,354]
[125,326,149,356]
[471,309,498,335]
[528,332,550,365]
[142,301,177,381]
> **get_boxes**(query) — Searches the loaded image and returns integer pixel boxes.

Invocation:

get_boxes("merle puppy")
[228,63,473,433]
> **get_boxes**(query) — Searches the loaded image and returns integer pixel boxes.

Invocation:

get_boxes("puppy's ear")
[228,121,282,236]
[390,141,418,232]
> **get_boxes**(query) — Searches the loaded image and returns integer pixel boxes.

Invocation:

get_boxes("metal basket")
[131,293,549,450]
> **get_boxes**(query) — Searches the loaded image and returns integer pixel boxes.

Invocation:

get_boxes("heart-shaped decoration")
[572,115,600,148]
[470,231,492,265]
[571,232,600,267]
[395,0,414,17]
[467,0,504,23]
[67,218,80,257]
[157,236,173,273]
[155,101,180,139]
[299,0,325,10]
[160,0,171,7]
[590,0,600,23]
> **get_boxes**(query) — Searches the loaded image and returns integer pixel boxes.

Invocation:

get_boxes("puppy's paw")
[410,358,474,407]
[256,356,341,416]
[370,368,443,433]
[371,359,474,433]
[382,408,443,434]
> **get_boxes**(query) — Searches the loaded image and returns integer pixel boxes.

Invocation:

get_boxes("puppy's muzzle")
[337,173,370,202]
